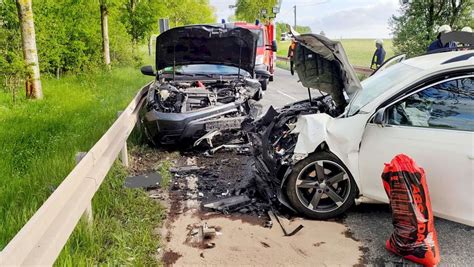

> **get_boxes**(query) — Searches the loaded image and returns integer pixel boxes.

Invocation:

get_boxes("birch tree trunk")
[100,3,111,69]
[16,0,43,99]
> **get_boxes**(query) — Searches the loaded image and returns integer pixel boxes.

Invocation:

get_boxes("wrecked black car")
[246,29,362,219]
[139,24,266,146]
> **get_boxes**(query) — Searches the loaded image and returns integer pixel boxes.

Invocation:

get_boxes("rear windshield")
[251,29,264,47]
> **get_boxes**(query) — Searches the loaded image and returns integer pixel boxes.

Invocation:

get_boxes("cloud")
[278,0,400,38]
[312,2,398,38]
[209,0,237,22]
[210,0,400,38]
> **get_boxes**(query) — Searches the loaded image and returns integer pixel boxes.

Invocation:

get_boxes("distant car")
[281,32,289,41]
[139,24,268,146]
[250,29,474,226]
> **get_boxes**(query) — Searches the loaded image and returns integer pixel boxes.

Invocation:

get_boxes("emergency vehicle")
[232,21,277,90]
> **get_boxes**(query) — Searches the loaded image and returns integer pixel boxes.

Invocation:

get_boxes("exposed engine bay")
[140,76,262,146]
[147,78,260,113]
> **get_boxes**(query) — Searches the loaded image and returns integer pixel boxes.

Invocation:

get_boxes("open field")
[278,39,394,67]
[0,67,165,264]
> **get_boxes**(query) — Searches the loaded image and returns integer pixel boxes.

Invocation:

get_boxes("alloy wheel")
[295,160,351,213]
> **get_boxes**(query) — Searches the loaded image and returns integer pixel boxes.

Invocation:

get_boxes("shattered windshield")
[346,63,420,116]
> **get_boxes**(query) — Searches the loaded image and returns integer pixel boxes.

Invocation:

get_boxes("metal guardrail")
[0,82,151,266]
[276,55,374,76]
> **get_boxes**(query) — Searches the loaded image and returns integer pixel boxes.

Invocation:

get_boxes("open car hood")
[155,25,258,74]
[288,26,362,105]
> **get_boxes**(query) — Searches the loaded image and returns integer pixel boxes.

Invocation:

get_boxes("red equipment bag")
[382,154,440,266]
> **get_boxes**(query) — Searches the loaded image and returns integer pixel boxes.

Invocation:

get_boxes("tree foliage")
[390,0,473,57]
[235,0,277,22]
[0,0,217,96]
[165,0,216,27]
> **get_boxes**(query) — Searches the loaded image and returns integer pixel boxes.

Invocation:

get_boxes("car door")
[358,76,474,226]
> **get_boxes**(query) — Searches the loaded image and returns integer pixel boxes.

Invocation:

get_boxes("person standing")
[370,39,386,70]
[427,25,457,52]
[287,38,296,75]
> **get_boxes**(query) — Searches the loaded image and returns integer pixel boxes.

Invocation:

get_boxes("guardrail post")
[117,111,129,167]
[75,152,93,225]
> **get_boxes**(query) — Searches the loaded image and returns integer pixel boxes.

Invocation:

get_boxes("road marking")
[277,90,298,101]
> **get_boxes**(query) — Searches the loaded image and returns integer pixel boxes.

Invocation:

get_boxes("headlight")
[255,55,264,65]
[160,89,170,101]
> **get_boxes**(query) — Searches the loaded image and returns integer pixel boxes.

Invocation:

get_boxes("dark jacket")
[371,47,386,69]
[427,39,457,52]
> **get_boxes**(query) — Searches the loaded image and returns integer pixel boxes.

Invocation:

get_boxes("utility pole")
[293,5,296,29]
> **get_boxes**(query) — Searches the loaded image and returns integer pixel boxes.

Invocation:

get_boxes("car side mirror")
[140,65,155,76]
[255,69,271,79]
[373,109,386,125]
[266,40,278,52]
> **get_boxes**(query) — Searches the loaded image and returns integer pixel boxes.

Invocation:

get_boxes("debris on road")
[124,173,161,189]
[268,210,304,237]
[208,144,251,155]
[170,165,202,173]
[185,223,221,249]
[193,130,222,148]
[203,195,252,212]
[167,150,273,222]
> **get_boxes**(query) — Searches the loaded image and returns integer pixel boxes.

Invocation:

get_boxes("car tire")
[286,152,357,220]
[260,79,268,91]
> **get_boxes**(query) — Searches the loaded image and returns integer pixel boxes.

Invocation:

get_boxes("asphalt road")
[264,67,474,266]
[260,68,322,108]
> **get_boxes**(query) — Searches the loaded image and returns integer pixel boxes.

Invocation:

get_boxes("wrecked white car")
[250,32,474,226]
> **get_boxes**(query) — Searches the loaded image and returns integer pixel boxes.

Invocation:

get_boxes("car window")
[347,63,420,116]
[250,29,264,47]
[387,77,474,131]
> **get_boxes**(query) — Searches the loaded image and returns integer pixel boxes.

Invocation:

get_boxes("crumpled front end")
[245,95,340,205]
[140,78,260,146]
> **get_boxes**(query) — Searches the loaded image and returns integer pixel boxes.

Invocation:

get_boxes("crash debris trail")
[170,150,272,219]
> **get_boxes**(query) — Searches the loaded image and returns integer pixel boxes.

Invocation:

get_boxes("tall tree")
[165,0,216,27]
[390,0,473,57]
[235,0,277,22]
[16,0,42,99]
[99,0,111,69]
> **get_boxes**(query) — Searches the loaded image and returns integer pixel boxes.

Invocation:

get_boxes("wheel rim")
[295,160,351,213]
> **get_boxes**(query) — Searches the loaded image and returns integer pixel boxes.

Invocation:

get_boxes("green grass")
[277,39,394,67]
[0,66,164,264]
[56,164,165,265]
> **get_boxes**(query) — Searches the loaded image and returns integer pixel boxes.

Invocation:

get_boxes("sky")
[209,0,402,39]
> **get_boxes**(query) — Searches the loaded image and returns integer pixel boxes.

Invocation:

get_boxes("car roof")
[359,50,473,114]
[402,50,474,71]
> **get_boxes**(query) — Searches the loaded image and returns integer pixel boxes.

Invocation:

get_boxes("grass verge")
[0,66,165,264]
[277,39,394,67]
[56,164,165,265]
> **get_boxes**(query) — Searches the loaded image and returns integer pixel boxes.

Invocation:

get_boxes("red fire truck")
[232,21,277,90]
